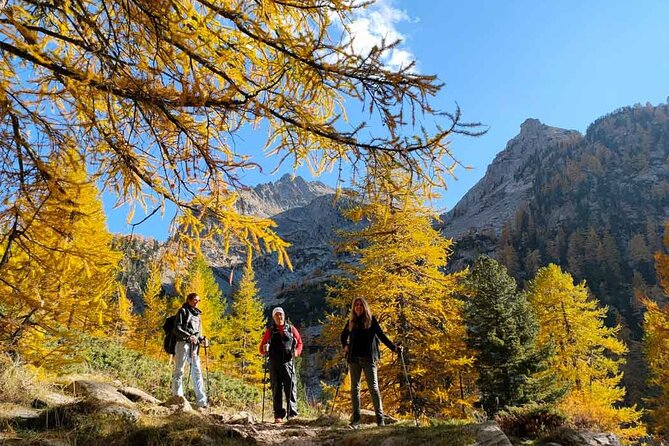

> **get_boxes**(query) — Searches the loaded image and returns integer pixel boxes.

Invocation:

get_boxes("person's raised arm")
[373,317,399,353]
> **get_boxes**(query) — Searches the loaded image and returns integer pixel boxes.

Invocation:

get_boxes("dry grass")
[0,355,43,406]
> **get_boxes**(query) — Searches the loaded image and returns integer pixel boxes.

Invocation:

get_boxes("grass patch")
[67,337,260,410]
[11,412,254,446]
[333,422,478,446]
[0,355,43,406]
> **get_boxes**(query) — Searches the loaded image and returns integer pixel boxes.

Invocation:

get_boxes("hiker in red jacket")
[259,307,303,423]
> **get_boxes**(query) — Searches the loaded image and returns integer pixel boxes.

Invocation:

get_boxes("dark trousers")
[269,359,298,419]
[349,356,383,424]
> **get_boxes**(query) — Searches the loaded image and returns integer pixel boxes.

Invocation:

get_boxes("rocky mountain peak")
[236,174,335,218]
[439,119,582,238]
[519,117,543,134]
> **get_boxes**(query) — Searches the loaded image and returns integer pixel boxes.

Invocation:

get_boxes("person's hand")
[189,335,198,344]
[200,337,209,348]
[343,345,349,354]
[396,345,404,356]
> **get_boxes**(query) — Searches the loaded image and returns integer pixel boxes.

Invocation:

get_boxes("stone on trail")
[118,386,161,404]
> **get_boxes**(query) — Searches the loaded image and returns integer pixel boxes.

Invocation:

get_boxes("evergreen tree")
[463,256,559,417]
[527,264,645,441]
[222,263,265,384]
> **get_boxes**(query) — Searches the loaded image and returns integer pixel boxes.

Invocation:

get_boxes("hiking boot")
[376,419,385,426]
[349,420,361,429]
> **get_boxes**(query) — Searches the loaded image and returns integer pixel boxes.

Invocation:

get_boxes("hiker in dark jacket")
[171,292,208,409]
[258,307,303,423]
[341,297,402,427]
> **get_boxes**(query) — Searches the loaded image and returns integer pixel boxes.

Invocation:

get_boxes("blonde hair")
[349,297,372,330]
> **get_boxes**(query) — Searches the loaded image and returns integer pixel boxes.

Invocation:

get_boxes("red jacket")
[258,324,303,357]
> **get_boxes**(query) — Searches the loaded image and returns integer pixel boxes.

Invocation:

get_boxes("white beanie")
[272,307,285,317]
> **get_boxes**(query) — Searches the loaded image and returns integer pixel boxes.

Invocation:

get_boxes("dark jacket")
[259,323,304,362]
[173,303,202,341]
[341,316,397,362]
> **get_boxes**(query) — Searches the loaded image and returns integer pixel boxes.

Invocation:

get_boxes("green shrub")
[495,403,567,439]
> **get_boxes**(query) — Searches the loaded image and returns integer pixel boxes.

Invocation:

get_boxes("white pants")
[171,341,207,407]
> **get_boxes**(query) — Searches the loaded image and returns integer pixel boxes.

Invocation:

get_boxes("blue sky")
[104,0,669,240]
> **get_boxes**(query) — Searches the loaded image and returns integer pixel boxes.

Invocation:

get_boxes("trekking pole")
[330,354,348,416]
[203,337,210,395]
[399,348,420,427]
[261,353,268,423]
[185,340,195,390]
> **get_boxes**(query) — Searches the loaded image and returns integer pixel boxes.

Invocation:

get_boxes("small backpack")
[162,314,177,355]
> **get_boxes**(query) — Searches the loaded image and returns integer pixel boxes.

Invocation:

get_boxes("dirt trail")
[209,417,368,446]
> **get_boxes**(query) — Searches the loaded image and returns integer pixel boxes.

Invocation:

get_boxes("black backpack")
[162,314,177,355]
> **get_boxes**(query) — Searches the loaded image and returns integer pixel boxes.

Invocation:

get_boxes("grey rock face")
[250,194,358,302]
[440,119,582,238]
[236,173,335,218]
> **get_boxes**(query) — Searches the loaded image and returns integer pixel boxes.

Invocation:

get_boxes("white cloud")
[339,0,417,72]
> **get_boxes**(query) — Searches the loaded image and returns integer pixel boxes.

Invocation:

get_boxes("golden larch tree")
[0,0,481,271]
[527,264,645,441]
[643,222,669,439]
[128,262,168,358]
[0,149,121,366]
[324,178,475,420]
[220,263,265,384]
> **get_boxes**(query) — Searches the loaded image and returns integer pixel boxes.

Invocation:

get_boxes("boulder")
[117,386,161,404]
[161,395,194,413]
[0,403,40,422]
[228,411,256,425]
[474,422,513,446]
[63,380,135,408]
[550,430,621,446]
[31,392,78,408]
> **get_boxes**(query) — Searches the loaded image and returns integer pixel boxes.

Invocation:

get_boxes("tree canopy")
[0,0,480,264]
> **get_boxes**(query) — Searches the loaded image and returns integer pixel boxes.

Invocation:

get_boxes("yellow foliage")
[126,263,168,358]
[0,0,477,270]
[323,178,476,420]
[642,221,669,438]
[176,254,226,372]
[527,264,645,442]
[0,149,121,367]
[219,264,265,384]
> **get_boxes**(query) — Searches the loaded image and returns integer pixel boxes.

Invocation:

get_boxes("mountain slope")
[441,118,582,239]
[440,102,669,404]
